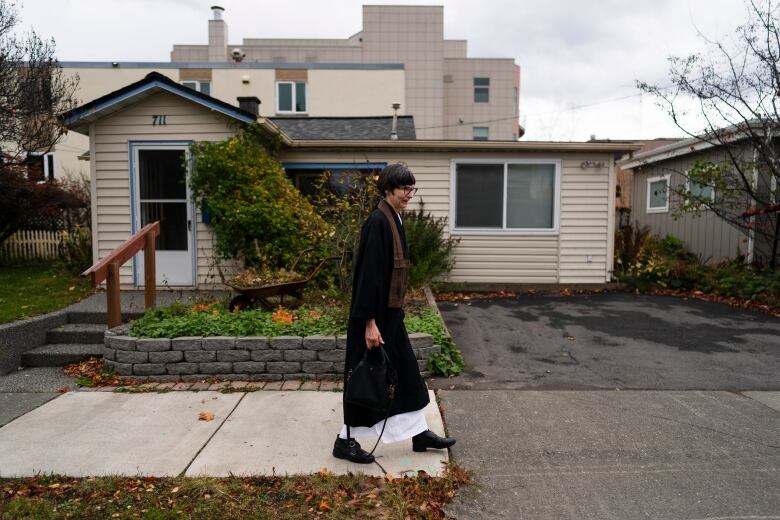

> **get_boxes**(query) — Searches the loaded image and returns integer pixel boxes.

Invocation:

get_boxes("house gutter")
[286,139,642,153]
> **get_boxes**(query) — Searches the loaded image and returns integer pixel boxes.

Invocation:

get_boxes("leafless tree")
[0,0,81,246]
[638,0,780,267]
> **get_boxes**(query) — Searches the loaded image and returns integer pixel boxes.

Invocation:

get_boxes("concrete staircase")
[21,313,136,368]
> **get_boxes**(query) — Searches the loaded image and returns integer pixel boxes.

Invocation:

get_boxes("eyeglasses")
[398,185,418,195]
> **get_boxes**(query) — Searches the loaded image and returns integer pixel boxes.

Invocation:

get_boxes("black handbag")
[344,346,398,457]
[344,346,397,412]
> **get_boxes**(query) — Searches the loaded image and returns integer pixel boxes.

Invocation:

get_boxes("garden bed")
[101,295,462,382]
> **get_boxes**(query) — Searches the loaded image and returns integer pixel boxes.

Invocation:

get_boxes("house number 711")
[152,115,167,125]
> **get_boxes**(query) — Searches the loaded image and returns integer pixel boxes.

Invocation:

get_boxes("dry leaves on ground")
[198,411,215,422]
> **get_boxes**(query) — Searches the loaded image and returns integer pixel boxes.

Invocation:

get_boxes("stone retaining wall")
[104,327,440,382]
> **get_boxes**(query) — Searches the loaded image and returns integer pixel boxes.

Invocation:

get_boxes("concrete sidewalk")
[0,389,447,478]
[442,390,780,519]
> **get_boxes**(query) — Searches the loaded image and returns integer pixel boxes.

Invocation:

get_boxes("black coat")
[343,207,430,428]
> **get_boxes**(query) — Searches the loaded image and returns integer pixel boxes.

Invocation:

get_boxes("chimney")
[390,102,401,140]
[237,96,260,116]
[208,6,228,62]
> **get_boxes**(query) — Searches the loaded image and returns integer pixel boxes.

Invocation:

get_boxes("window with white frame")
[277,81,307,113]
[647,174,670,213]
[473,127,489,141]
[26,152,54,182]
[686,174,715,207]
[453,161,559,232]
[474,77,489,103]
[181,80,211,96]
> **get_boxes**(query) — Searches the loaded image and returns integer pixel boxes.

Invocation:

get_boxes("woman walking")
[333,163,456,464]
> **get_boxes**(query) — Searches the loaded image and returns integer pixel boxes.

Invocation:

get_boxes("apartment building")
[171,5,521,141]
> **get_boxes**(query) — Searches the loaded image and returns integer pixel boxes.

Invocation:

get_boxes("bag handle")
[347,345,396,458]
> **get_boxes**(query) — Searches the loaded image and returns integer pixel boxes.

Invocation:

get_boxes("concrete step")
[67,311,144,325]
[46,323,107,345]
[21,344,103,367]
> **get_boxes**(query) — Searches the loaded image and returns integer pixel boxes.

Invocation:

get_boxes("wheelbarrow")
[224,250,336,312]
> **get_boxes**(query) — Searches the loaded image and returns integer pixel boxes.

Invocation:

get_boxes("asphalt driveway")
[433,293,780,391]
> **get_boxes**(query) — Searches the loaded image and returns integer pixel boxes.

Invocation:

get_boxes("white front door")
[132,145,195,287]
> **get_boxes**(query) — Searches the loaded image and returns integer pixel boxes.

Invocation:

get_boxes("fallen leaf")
[198,411,215,421]
[68,286,75,291]
[171,487,179,493]
[318,499,331,511]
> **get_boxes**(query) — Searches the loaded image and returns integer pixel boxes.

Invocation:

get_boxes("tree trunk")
[771,214,780,270]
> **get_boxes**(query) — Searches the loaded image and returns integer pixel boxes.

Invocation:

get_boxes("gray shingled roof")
[268,116,416,140]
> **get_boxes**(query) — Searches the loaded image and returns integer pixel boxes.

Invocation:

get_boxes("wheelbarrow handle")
[290,247,315,271]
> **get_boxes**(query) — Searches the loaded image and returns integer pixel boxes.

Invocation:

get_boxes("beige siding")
[91,91,240,289]
[559,159,611,283]
[280,150,614,284]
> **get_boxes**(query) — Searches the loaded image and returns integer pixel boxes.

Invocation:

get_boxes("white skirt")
[339,407,428,444]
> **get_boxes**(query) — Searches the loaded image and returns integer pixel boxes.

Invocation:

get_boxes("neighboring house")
[60,73,638,289]
[621,136,778,265]
[52,4,521,182]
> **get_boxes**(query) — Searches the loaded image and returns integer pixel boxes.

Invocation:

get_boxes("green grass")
[0,263,94,324]
[0,465,471,519]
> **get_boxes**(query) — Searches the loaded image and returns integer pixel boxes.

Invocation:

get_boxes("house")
[52,4,521,182]
[61,72,639,289]
[620,133,779,265]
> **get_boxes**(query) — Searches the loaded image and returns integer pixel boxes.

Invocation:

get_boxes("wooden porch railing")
[81,221,160,328]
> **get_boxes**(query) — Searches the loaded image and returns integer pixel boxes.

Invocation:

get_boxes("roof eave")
[287,139,643,152]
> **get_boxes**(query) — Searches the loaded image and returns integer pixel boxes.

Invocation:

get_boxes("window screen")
[648,179,668,209]
[474,77,490,103]
[506,164,555,228]
[295,82,306,112]
[455,163,504,227]
[278,82,293,111]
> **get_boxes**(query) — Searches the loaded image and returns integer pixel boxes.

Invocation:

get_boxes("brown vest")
[377,199,410,309]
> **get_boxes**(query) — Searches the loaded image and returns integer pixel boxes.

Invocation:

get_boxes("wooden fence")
[0,229,64,263]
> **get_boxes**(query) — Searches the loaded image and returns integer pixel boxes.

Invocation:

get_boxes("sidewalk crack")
[179,392,247,477]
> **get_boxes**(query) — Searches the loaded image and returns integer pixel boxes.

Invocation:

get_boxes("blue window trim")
[282,162,386,170]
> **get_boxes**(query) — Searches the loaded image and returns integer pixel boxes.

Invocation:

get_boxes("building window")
[647,174,671,213]
[474,77,489,103]
[473,127,489,141]
[452,160,559,232]
[686,175,715,208]
[181,80,211,96]
[277,81,307,113]
[26,152,55,182]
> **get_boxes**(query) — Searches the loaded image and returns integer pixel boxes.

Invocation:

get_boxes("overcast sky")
[16,0,751,141]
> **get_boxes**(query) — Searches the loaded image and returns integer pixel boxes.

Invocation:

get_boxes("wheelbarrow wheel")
[229,294,253,312]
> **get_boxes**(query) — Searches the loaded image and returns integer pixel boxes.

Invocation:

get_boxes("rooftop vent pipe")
[390,102,401,140]
[211,5,224,20]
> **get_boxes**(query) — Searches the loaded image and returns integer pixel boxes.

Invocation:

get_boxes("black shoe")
[333,436,375,464]
[412,430,456,452]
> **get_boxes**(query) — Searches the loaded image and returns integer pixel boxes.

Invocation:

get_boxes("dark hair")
[376,162,415,195]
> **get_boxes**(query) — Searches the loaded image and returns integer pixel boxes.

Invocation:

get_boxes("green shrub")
[403,199,460,289]
[614,226,780,309]
[189,126,332,269]
[403,307,464,376]
[614,222,652,275]
[59,225,92,274]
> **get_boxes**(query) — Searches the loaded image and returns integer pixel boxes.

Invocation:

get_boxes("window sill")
[450,228,559,236]
[646,207,669,214]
